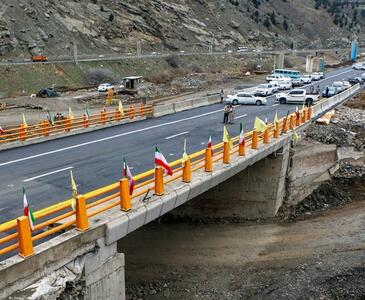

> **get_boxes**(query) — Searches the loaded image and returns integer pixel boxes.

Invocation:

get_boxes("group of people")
[223,104,234,124]
[310,85,321,95]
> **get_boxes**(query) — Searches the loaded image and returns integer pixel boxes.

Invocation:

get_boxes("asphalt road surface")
[0,66,363,223]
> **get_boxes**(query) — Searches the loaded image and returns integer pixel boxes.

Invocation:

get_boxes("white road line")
[272,104,279,107]
[23,166,73,182]
[0,109,224,167]
[234,114,247,120]
[165,131,189,140]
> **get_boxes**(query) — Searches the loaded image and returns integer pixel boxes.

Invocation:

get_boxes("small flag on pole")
[254,117,267,132]
[207,133,212,149]
[292,129,301,143]
[84,107,90,120]
[295,106,300,119]
[118,101,124,116]
[70,170,78,210]
[239,123,245,146]
[23,187,36,231]
[123,158,135,195]
[223,126,233,149]
[69,107,74,120]
[22,113,28,127]
[274,111,278,124]
[265,115,268,125]
[155,146,173,176]
[182,138,189,166]
[47,110,54,125]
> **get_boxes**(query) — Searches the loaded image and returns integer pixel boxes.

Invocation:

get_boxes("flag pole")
[280,110,290,135]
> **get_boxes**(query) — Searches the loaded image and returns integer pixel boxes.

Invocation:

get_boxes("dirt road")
[120,199,365,299]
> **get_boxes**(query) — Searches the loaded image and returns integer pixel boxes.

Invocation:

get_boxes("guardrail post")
[263,128,270,144]
[205,148,213,172]
[17,216,34,258]
[301,109,306,123]
[76,195,89,231]
[83,114,88,128]
[115,109,121,121]
[154,166,164,196]
[182,157,191,183]
[129,106,135,119]
[289,115,295,130]
[100,110,107,124]
[296,114,301,127]
[140,103,145,117]
[274,122,279,139]
[223,142,230,164]
[252,130,258,149]
[64,118,71,132]
[19,124,27,141]
[239,142,245,156]
[42,120,49,136]
[119,178,131,211]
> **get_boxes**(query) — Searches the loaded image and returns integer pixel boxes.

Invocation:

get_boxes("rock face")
[0,0,363,58]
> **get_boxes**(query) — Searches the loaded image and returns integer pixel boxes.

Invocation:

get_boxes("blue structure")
[351,41,358,61]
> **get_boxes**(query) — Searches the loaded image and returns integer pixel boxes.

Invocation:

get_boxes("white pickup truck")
[276,89,319,106]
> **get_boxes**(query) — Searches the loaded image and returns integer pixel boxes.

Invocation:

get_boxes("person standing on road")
[223,104,230,124]
[228,104,235,124]
[220,89,224,103]
[325,86,329,97]
[316,85,321,95]
[310,85,314,94]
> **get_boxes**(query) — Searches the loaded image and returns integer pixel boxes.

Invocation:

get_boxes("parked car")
[225,92,266,106]
[301,74,312,84]
[311,73,322,81]
[318,72,325,79]
[332,81,345,92]
[352,63,365,70]
[361,73,365,81]
[268,81,281,93]
[292,77,304,87]
[270,79,292,90]
[322,86,338,98]
[276,89,319,106]
[98,83,114,93]
[266,74,286,82]
[255,84,276,96]
[348,77,362,85]
[237,46,249,53]
[342,81,351,89]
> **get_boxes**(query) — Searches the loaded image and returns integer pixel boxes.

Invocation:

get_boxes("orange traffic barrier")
[301,110,306,123]
[19,124,27,141]
[296,113,301,127]
[252,130,258,149]
[182,158,191,183]
[223,142,230,164]
[205,148,213,172]
[129,106,135,119]
[289,115,295,130]
[154,167,164,196]
[263,128,270,144]
[115,109,121,121]
[42,120,50,136]
[274,122,279,138]
[119,179,131,211]
[100,110,107,124]
[76,195,89,231]
[83,115,88,128]
[140,104,145,117]
[239,142,245,156]
[64,118,71,132]
[17,216,34,258]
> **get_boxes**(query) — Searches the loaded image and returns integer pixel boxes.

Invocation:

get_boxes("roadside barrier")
[0,104,153,145]
[0,84,360,259]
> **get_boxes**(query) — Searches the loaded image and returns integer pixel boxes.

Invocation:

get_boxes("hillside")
[0,0,363,58]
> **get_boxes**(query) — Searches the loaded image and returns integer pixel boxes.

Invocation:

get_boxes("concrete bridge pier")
[170,143,290,220]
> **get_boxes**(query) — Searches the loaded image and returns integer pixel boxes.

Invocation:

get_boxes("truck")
[31,55,48,62]
[276,89,319,106]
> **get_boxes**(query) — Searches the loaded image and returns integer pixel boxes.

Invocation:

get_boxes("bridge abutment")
[170,144,290,220]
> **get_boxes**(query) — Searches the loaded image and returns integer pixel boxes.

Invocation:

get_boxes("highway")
[0,66,363,223]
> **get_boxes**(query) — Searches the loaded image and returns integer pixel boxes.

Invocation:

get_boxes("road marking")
[272,104,279,107]
[23,166,74,182]
[0,109,224,167]
[165,131,189,140]
[234,114,247,120]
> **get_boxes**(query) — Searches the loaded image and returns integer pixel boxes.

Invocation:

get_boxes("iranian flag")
[84,108,90,120]
[207,134,212,149]
[295,106,300,119]
[0,125,4,134]
[23,187,36,231]
[239,123,245,146]
[123,158,135,195]
[155,147,173,176]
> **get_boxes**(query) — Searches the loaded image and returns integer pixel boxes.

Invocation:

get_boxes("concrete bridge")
[0,85,360,299]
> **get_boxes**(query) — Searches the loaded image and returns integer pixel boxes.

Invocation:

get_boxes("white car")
[342,81,351,89]
[311,73,322,81]
[98,83,114,93]
[301,75,312,84]
[332,81,345,92]
[276,89,319,105]
[274,79,292,90]
[226,92,266,106]
[255,84,275,96]
[361,73,365,81]
[266,74,286,82]
[269,81,281,93]
[353,63,365,70]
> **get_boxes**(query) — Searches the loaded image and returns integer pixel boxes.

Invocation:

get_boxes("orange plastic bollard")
[223,142,230,164]
[154,166,164,196]
[129,106,135,119]
[252,130,258,149]
[182,157,191,183]
[119,178,131,211]
[19,123,27,141]
[263,128,270,144]
[205,148,213,172]
[76,195,89,232]
[83,114,89,128]
[239,142,245,156]
[308,106,313,120]
[115,109,121,121]
[289,115,295,130]
[140,104,145,117]
[274,122,279,138]
[64,118,71,132]
[100,110,107,124]
[17,216,34,258]
[42,120,49,136]
[301,110,306,123]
